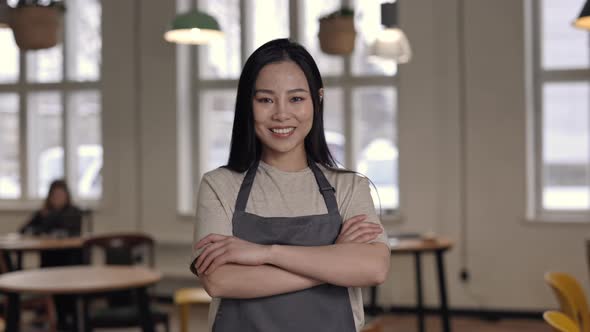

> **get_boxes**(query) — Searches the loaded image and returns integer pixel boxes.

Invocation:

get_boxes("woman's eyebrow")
[254,88,309,94]
[254,89,275,94]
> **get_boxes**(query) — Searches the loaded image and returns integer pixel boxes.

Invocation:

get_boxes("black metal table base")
[365,249,451,332]
[4,287,155,332]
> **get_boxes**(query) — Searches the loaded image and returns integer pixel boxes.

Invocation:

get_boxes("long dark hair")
[225,38,339,172]
[44,179,72,211]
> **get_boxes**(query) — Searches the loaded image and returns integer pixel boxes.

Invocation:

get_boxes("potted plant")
[9,0,65,50]
[318,7,356,55]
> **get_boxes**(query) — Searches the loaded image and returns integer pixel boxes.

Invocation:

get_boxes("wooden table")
[0,265,161,332]
[0,234,84,270]
[366,237,454,332]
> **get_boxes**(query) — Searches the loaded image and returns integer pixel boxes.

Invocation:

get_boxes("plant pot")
[10,6,62,50]
[318,16,356,55]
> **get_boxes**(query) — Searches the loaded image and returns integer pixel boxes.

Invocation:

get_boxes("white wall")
[0,0,587,311]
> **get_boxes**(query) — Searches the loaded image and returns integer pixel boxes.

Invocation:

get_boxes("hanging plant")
[318,7,356,55]
[9,0,66,50]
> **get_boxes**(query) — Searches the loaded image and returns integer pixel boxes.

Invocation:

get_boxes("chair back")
[545,272,590,332]
[544,311,581,332]
[82,232,155,267]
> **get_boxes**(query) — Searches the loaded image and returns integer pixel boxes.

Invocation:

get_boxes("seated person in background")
[20,179,82,238]
[19,179,82,331]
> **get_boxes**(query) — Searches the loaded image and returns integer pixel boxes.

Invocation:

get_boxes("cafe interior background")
[0,0,588,331]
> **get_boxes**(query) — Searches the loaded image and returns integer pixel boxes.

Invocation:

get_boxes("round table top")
[388,237,454,253]
[0,265,161,294]
[0,234,84,251]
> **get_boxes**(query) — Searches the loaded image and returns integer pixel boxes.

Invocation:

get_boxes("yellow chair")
[544,311,581,332]
[545,272,590,332]
[174,287,212,332]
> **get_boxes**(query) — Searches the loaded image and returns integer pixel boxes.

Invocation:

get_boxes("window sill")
[522,217,590,225]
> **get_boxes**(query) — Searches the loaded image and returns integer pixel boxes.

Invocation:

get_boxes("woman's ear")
[319,88,324,103]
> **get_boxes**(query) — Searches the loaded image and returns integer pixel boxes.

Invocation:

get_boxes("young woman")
[192,39,391,332]
[20,179,82,239]
[19,179,83,331]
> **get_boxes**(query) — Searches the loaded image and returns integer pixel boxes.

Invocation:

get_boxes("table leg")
[15,252,22,271]
[435,251,451,332]
[414,252,425,332]
[366,286,379,316]
[6,292,20,332]
[76,295,90,332]
[1,250,14,272]
[136,287,154,332]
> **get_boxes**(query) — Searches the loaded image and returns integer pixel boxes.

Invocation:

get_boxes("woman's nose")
[271,101,292,121]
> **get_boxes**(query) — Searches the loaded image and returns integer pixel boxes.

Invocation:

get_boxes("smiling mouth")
[269,127,296,137]
[270,127,295,134]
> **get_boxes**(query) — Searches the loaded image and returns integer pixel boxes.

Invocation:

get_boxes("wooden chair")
[82,233,169,332]
[545,272,589,332]
[544,310,581,332]
[174,287,212,332]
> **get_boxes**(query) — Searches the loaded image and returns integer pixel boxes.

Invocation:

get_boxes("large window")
[178,0,398,216]
[0,0,102,204]
[527,0,590,221]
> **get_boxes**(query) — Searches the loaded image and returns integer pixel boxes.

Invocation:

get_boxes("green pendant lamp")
[164,10,223,44]
[574,0,590,30]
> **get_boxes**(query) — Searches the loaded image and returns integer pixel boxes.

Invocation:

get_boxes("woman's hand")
[335,214,383,244]
[194,234,271,275]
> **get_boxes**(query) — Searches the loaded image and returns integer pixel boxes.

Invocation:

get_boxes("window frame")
[177,0,400,220]
[526,0,590,222]
[0,3,102,209]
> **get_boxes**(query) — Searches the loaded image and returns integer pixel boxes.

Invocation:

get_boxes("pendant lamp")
[574,0,590,30]
[371,2,412,64]
[164,9,223,45]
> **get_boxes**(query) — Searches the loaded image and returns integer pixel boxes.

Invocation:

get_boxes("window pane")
[28,92,63,198]
[199,90,236,173]
[68,91,102,199]
[542,83,590,210]
[351,0,397,76]
[27,45,63,83]
[300,0,343,76]
[0,94,20,199]
[246,0,289,55]
[0,29,19,83]
[353,87,397,210]
[66,0,102,81]
[542,0,590,70]
[198,0,241,79]
[323,88,345,165]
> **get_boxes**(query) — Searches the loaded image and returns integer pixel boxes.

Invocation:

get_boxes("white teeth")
[270,127,295,134]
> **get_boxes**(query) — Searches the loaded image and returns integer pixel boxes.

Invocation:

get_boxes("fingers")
[343,220,381,238]
[204,254,229,275]
[347,226,383,242]
[198,245,228,275]
[352,232,381,243]
[195,233,229,250]
[196,239,229,273]
[340,214,367,234]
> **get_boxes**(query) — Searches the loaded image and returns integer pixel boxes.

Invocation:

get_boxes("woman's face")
[253,61,314,159]
[49,187,68,210]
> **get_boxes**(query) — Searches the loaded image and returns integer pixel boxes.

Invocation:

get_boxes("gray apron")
[212,159,357,332]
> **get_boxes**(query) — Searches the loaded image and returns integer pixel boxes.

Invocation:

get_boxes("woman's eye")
[257,97,273,103]
[291,96,304,102]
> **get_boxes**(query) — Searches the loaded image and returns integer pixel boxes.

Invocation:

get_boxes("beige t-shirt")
[192,160,389,332]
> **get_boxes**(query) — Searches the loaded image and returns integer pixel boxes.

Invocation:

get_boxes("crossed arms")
[193,215,391,299]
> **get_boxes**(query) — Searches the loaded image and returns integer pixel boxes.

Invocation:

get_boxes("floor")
[22,303,552,332]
